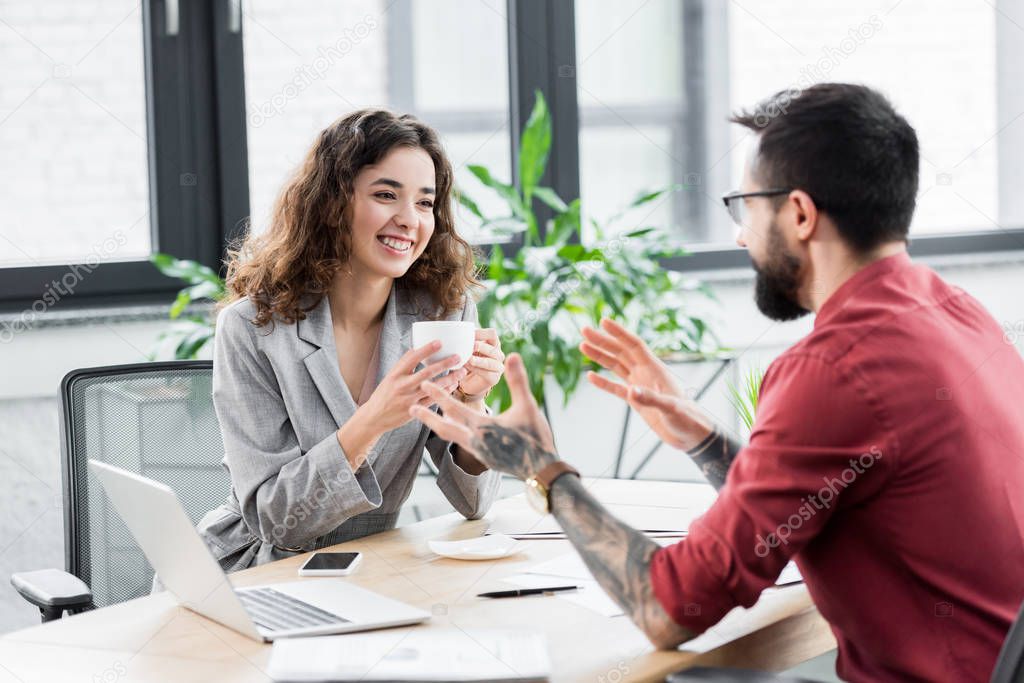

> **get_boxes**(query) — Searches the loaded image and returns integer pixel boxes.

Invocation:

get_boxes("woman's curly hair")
[221,109,480,327]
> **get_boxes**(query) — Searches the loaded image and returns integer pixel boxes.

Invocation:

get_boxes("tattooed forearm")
[549,475,695,649]
[687,426,742,490]
[470,424,557,480]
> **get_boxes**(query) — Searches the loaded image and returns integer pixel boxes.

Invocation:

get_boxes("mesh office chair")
[10,361,231,621]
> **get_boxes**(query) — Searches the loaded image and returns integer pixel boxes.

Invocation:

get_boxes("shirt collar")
[814,251,912,329]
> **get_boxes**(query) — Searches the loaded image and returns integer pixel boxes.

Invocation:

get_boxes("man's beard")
[752,220,810,322]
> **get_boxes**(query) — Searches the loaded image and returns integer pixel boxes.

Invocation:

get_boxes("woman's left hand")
[457,328,505,402]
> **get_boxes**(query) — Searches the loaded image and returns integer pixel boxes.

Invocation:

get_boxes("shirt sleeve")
[649,352,897,633]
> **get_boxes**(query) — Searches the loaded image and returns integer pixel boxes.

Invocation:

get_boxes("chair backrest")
[59,361,231,609]
[991,597,1024,683]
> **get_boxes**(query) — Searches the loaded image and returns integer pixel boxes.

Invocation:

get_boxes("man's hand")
[412,349,696,650]
[582,318,744,490]
[581,318,713,450]
[410,353,558,481]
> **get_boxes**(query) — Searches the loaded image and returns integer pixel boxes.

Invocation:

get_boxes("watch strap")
[535,461,580,510]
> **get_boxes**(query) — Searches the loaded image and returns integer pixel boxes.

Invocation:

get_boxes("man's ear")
[788,190,819,242]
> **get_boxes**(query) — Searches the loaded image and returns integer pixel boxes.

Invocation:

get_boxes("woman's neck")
[328,267,393,333]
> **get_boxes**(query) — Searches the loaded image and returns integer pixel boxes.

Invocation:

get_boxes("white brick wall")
[0,1,149,267]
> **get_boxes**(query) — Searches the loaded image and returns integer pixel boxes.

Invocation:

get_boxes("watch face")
[525,478,548,514]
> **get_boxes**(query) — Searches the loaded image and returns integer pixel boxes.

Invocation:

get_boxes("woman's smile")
[376,233,414,254]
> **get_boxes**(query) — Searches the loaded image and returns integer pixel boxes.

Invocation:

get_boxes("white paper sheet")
[486,504,697,539]
[525,552,802,587]
[678,584,811,653]
[268,629,550,682]
[500,573,625,617]
[510,552,802,619]
[775,561,803,586]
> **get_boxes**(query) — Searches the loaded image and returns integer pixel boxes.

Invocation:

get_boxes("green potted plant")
[458,91,720,411]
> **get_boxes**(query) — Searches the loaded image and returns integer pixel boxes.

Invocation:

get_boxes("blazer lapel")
[376,284,415,385]
[298,295,357,428]
[297,285,418,431]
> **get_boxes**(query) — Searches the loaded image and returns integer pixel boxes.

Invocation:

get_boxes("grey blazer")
[195,283,502,572]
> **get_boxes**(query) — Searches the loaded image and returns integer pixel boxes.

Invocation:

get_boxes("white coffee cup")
[411,321,476,368]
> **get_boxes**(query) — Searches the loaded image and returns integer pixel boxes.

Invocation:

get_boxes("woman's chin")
[367,259,414,280]
[349,246,420,280]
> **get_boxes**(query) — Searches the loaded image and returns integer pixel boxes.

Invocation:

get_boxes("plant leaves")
[518,90,552,203]
[487,243,506,282]
[455,187,485,219]
[592,274,624,317]
[628,184,682,209]
[176,326,214,360]
[150,253,222,286]
[546,198,581,247]
[605,184,682,227]
[726,365,765,431]
[169,289,192,320]
[532,185,567,213]
[480,216,528,236]
[467,165,524,210]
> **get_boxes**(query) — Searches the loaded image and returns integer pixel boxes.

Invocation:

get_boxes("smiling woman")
[184,110,506,573]
[222,110,474,326]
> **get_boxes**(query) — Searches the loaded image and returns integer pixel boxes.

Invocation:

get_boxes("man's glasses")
[721,189,793,227]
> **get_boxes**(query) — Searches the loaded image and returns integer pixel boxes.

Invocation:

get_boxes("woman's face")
[346,145,437,280]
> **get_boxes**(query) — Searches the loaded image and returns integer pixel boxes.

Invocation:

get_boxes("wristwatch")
[525,461,580,514]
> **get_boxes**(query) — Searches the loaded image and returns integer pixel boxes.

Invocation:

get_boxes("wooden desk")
[0,479,836,682]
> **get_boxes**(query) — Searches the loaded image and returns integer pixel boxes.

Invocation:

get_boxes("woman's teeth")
[378,236,412,252]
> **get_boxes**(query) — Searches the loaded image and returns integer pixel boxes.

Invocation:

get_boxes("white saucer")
[428,533,523,561]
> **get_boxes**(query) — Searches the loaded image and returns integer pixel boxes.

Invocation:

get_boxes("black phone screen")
[303,552,359,570]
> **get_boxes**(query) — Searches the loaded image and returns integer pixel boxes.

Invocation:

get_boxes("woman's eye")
[418,200,434,209]
[374,192,396,200]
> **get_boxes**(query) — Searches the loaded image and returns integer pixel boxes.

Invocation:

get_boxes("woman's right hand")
[362,340,467,434]
[580,318,712,451]
[338,341,466,468]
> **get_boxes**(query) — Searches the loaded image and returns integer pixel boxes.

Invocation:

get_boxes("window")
[0,1,150,268]
[242,0,511,242]
[725,0,1020,237]
[573,0,1024,261]
[4,0,1022,315]
[0,0,246,312]
[575,0,686,244]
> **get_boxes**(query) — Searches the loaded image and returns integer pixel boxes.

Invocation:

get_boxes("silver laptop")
[89,460,430,641]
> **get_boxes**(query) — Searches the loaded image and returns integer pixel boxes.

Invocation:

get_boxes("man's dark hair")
[731,83,919,252]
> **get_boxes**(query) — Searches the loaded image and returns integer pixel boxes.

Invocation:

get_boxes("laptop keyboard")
[236,587,350,633]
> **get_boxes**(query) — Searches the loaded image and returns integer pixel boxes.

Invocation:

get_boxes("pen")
[477,585,582,599]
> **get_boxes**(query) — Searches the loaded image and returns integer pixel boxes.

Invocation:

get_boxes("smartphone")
[298,551,362,576]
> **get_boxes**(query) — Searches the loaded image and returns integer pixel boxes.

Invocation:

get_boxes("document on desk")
[486,504,695,539]
[502,551,803,618]
[500,572,623,617]
[267,628,550,682]
[677,583,810,654]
